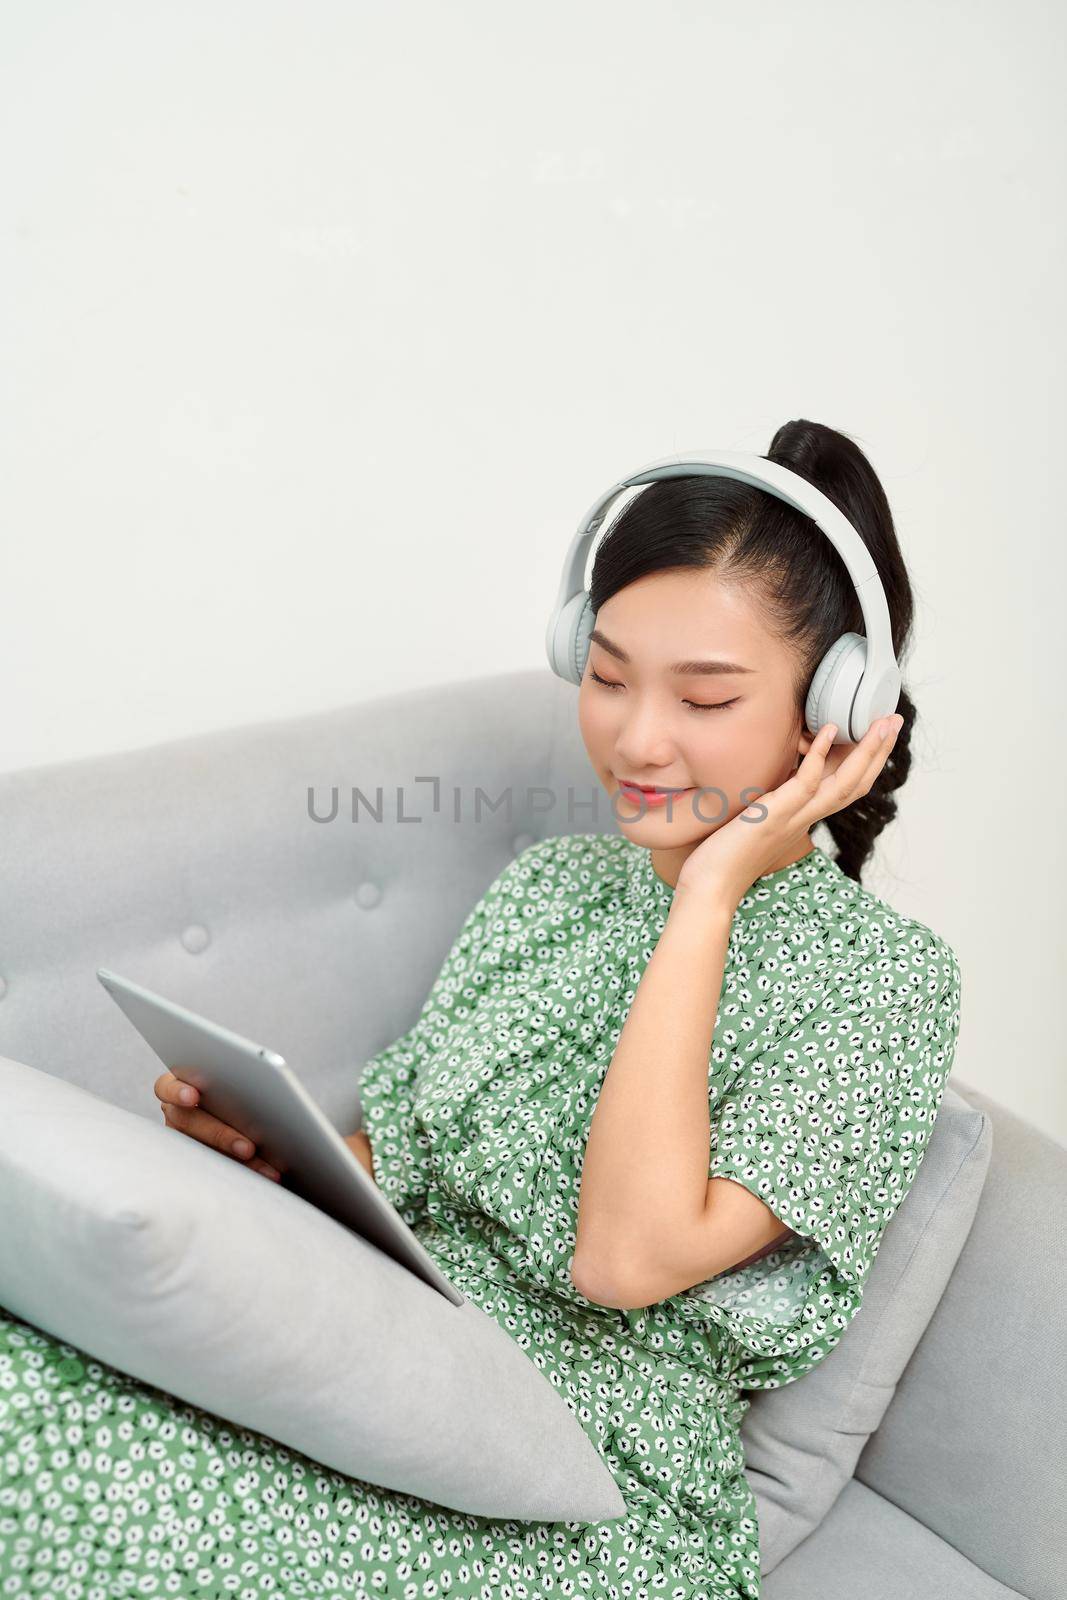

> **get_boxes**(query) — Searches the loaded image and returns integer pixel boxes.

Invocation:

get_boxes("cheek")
[688,722,775,789]
[577,687,606,750]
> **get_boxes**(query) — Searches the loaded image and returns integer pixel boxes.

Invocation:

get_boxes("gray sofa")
[1,669,1063,1599]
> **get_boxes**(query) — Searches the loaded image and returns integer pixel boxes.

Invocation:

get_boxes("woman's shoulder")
[809,851,959,1011]
[748,845,961,1018]
[835,861,960,1002]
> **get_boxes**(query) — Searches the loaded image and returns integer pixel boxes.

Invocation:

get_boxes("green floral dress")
[0,833,962,1599]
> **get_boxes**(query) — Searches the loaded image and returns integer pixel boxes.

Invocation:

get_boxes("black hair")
[586,420,916,883]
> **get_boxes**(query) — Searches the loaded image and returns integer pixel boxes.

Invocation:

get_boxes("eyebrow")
[588,627,756,676]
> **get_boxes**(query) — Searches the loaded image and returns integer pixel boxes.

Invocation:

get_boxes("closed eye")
[589,668,739,714]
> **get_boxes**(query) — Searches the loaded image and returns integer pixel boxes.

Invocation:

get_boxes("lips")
[617,779,693,808]
[618,780,687,794]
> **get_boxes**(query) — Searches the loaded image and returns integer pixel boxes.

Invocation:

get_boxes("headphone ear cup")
[805,632,867,741]
[571,592,595,683]
[547,592,596,686]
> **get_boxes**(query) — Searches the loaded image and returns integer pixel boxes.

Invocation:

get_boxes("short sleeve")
[356,851,527,1228]
[668,936,963,1386]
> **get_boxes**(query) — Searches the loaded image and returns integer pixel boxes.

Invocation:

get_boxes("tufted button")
[512,832,536,855]
[0,975,6,1000]
[181,924,211,955]
[354,880,382,910]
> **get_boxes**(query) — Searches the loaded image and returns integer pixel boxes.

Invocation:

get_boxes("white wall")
[2,0,1064,1140]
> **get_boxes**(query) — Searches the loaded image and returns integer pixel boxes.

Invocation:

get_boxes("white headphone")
[545,448,902,745]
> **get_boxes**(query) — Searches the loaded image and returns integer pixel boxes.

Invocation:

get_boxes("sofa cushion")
[0,1052,625,1524]
[743,1084,991,1573]
[762,1476,1016,1600]
[852,1085,1066,1600]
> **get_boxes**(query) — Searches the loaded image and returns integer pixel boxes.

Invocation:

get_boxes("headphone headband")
[545,447,902,743]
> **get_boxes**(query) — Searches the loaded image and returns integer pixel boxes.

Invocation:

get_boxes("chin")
[617,806,704,835]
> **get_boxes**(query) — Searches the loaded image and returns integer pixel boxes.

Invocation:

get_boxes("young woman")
[0,419,962,1600]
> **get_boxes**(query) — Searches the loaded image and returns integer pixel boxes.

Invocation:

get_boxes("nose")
[613,699,678,776]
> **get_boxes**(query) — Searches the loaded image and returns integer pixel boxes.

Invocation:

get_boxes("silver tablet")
[96,967,465,1308]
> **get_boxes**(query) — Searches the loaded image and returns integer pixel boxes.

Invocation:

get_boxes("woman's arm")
[571,885,792,1311]
[344,1129,378,1183]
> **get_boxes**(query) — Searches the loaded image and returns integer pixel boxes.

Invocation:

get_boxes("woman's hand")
[675,713,905,903]
[154,1070,284,1182]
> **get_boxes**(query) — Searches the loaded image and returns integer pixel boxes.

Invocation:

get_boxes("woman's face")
[577,568,818,885]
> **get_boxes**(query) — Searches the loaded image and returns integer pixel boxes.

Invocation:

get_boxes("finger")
[799,714,902,819]
[162,1103,257,1160]
[835,713,903,793]
[791,721,840,797]
[154,1071,199,1110]
[249,1157,282,1181]
[856,713,904,786]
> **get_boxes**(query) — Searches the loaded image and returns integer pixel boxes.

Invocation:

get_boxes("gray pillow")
[0,1052,625,1524]
[742,1084,991,1572]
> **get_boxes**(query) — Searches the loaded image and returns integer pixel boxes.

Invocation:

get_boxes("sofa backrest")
[0,670,594,1131]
